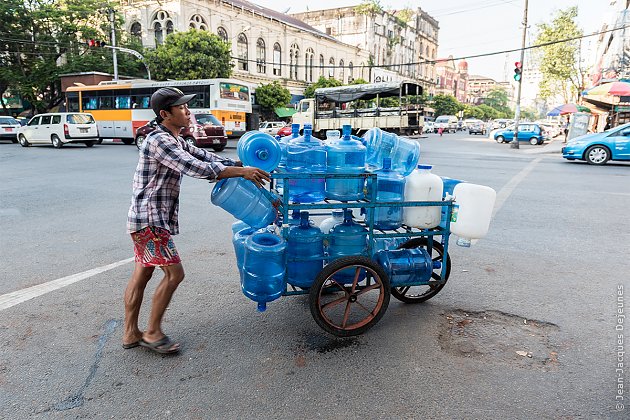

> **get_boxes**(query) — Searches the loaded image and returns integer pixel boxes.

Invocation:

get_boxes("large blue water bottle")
[373,157,405,230]
[325,124,366,201]
[242,232,287,312]
[232,226,258,281]
[328,209,368,282]
[286,127,326,202]
[374,248,437,286]
[276,124,301,191]
[287,212,324,288]
[211,178,276,228]
[237,131,281,171]
[363,128,420,176]
[231,220,250,234]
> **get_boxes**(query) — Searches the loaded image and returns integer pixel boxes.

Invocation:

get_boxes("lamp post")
[103,46,151,80]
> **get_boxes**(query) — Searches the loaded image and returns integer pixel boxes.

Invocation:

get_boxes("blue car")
[494,123,547,145]
[562,123,630,165]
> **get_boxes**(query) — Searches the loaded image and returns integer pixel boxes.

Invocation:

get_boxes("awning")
[274,107,297,118]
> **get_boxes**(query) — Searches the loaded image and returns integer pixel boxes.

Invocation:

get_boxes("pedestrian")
[438,126,444,136]
[563,117,570,143]
[123,87,270,355]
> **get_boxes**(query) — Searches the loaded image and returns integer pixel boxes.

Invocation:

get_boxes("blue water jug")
[439,176,465,229]
[231,220,250,234]
[325,124,366,201]
[242,232,287,312]
[373,158,405,230]
[287,212,324,288]
[211,178,276,229]
[371,237,404,257]
[328,209,368,282]
[286,128,326,203]
[232,226,258,281]
[363,128,420,176]
[237,131,281,172]
[374,248,438,286]
[275,124,301,192]
[287,209,302,226]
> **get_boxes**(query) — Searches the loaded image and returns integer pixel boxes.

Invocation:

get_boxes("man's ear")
[159,109,170,120]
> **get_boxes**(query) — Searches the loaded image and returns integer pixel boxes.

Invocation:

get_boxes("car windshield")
[194,113,221,126]
[67,114,95,124]
[0,117,19,125]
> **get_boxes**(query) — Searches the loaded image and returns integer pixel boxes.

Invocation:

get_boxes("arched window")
[237,33,248,71]
[256,38,266,74]
[426,46,429,56]
[152,11,172,46]
[339,59,345,83]
[348,62,354,81]
[130,22,142,41]
[217,27,228,43]
[290,43,300,80]
[189,14,207,31]
[154,22,163,45]
[305,48,314,82]
[166,20,174,36]
[273,43,282,76]
[319,54,325,77]
[328,57,335,78]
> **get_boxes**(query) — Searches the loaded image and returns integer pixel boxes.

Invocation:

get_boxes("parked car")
[490,119,514,130]
[258,121,286,136]
[0,116,21,143]
[135,113,228,151]
[434,115,458,133]
[562,123,630,165]
[276,124,293,137]
[468,120,487,135]
[17,113,99,148]
[537,121,561,138]
[494,123,547,145]
[423,121,435,134]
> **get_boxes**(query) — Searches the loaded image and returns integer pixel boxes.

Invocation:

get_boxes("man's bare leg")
[123,263,155,346]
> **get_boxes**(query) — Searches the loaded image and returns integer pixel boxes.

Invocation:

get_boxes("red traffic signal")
[514,61,522,82]
[87,39,95,47]
[86,39,106,47]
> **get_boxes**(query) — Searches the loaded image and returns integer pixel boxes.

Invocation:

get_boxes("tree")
[146,29,232,81]
[476,104,500,120]
[304,76,342,98]
[255,81,291,120]
[483,88,509,111]
[534,7,584,103]
[432,94,461,116]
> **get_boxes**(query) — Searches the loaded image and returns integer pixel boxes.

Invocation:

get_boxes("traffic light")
[87,39,106,47]
[514,61,522,82]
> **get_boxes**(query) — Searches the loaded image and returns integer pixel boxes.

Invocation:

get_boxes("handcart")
[258,171,455,337]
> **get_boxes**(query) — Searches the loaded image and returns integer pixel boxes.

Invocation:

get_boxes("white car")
[258,121,286,136]
[17,112,99,148]
[423,121,435,133]
[0,116,21,143]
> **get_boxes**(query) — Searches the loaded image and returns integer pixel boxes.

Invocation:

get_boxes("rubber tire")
[390,238,451,304]
[529,137,538,145]
[18,134,30,147]
[496,135,504,143]
[135,135,145,150]
[184,136,197,147]
[121,138,134,145]
[309,256,390,337]
[51,134,63,148]
[585,145,610,165]
[212,144,226,152]
[96,138,103,144]
[85,141,95,147]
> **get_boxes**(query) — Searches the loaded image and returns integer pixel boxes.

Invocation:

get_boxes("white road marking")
[0,258,134,311]
[493,157,543,218]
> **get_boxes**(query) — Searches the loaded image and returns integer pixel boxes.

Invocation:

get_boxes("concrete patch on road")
[438,309,561,371]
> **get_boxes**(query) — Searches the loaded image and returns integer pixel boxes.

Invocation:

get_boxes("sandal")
[139,336,180,354]
[122,341,140,349]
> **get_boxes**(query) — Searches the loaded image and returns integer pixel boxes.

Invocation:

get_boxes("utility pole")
[511,0,528,149]
[108,8,118,81]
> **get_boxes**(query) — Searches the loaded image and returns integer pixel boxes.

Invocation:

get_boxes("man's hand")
[241,167,271,188]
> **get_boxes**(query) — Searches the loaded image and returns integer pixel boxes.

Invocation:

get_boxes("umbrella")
[546,103,591,116]
[587,81,630,96]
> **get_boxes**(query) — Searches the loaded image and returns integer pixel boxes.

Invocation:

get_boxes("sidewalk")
[521,138,564,155]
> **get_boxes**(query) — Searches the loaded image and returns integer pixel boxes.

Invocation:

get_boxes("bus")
[65,78,252,142]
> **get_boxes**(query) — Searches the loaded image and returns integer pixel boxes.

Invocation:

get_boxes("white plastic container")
[319,209,344,234]
[450,183,496,247]
[403,165,443,228]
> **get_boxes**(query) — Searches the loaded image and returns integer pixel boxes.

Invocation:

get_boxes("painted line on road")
[493,157,543,218]
[0,258,134,311]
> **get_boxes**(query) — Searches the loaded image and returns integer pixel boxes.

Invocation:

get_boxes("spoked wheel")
[390,238,451,304]
[309,256,390,337]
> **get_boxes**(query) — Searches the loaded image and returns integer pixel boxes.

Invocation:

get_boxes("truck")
[291,81,424,138]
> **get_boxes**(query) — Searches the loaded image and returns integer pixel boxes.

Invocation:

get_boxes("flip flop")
[139,336,180,354]
[122,341,140,349]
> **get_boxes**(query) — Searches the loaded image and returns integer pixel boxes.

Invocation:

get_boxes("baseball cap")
[150,87,196,116]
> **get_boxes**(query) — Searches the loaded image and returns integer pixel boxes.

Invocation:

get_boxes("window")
[130,22,142,40]
[256,38,266,74]
[67,114,95,124]
[217,27,228,42]
[237,33,248,71]
[67,92,79,112]
[51,115,61,124]
[305,48,314,82]
[273,43,281,76]
[339,59,345,83]
[115,96,131,109]
[28,117,40,126]
[154,22,163,45]
[348,62,354,81]
[328,57,335,78]
[319,54,325,77]
[189,14,207,30]
[152,11,172,45]
[290,43,299,80]
[40,115,52,125]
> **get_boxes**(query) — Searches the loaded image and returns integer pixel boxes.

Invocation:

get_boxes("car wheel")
[121,138,134,145]
[96,138,103,144]
[184,136,197,147]
[496,135,504,143]
[18,134,30,147]
[85,141,95,147]
[51,134,63,148]
[468,131,472,135]
[585,145,610,165]
[212,144,226,152]
[529,137,539,145]
[135,135,145,150]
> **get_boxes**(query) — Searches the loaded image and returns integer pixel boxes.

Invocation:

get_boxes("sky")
[254,0,616,82]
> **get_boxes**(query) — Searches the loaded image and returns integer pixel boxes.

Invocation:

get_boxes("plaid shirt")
[127,124,233,234]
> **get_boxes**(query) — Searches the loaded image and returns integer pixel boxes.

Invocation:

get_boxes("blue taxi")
[494,123,547,145]
[562,123,630,165]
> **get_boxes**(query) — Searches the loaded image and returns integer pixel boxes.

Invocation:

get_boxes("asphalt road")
[0,133,628,419]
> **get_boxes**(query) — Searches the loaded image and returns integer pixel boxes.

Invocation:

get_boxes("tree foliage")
[534,7,584,102]
[146,29,232,81]
[432,94,462,116]
[355,0,383,16]
[255,81,291,111]
[304,76,343,98]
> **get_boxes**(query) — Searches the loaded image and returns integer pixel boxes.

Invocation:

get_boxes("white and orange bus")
[65,78,252,142]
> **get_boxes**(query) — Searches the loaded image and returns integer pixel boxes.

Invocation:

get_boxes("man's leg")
[123,263,155,346]
[143,263,185,349]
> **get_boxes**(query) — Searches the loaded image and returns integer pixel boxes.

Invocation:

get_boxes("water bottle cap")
[342,125,352,137]
[343,209,353,222]
[382,157,392,169]
[304,123,312,129]
[304,128,312,140]
[300,211,310,227]
[292,123,300,130]
[417,164,432,170]
[291,209,300,218]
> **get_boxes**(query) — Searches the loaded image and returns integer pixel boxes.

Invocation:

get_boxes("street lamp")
[103,46,151,80]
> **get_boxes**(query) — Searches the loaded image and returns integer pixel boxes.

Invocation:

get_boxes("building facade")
[435,56,468,102]
[467,75,515,109]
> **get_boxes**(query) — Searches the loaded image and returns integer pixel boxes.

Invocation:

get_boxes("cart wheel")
[390,238,451,303]
[309,256,390,337]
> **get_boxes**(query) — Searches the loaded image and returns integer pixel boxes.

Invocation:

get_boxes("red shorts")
[131,226,181,267]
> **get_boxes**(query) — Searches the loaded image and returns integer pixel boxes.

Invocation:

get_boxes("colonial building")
[120,0,370,100]
[292,6,439,95]
[435,56,468,102]
[467,75,514,108]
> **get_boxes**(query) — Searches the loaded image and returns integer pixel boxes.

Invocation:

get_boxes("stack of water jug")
[211,124,496,311]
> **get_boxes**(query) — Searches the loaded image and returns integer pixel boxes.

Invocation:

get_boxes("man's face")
[161,104,191,129]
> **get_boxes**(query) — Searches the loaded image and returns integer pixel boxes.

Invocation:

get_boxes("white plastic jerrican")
[403,165,443,228]
[450,183,496,246]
